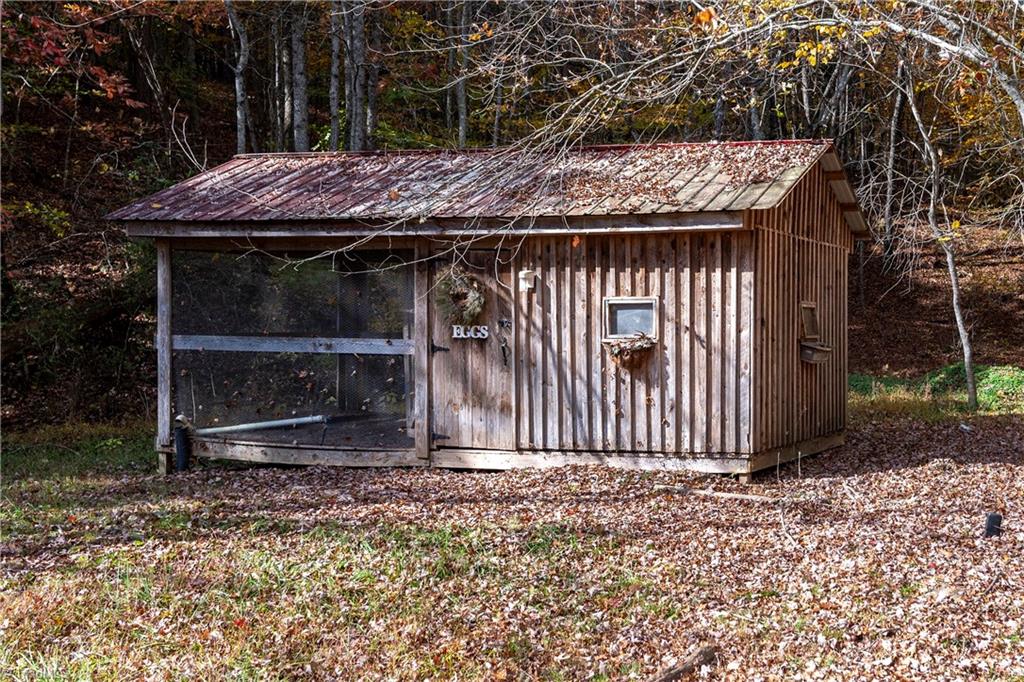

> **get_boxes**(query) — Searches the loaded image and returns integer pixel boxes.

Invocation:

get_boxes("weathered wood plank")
[172,334,415,355]
[155,239,173,473]
[414,243,431,460]
[431,448,755,474]
[692,234,707,453]
[708,233,722,452]
[193,440,425,467]
[738,231,754,452]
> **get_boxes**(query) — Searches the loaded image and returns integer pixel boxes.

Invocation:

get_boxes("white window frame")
[602,296,659,341]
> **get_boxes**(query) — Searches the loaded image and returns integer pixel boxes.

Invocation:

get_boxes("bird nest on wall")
[604,332,657,369]
[435,266,486,324]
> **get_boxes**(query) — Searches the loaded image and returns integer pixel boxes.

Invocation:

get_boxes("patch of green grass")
[850,363,1024,420]
[2,421,153,481]
[898,582,921,598]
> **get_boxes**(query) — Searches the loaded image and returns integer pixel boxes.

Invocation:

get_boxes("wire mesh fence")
[171,249,416,449]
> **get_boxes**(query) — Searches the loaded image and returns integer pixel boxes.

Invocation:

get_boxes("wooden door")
[431,249,515,450]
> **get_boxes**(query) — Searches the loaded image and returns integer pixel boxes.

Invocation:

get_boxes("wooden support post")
[155,239,173,474]
[413,243,431,460]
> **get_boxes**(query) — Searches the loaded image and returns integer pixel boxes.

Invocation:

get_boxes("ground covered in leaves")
[2,417,1022,680]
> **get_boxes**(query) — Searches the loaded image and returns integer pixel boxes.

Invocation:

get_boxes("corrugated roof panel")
[107,140,864,230]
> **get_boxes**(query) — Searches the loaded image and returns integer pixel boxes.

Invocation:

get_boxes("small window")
[604,296,658,339]
[800,301,820,340]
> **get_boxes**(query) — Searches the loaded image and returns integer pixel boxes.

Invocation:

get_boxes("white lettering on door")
[451,325,489,339]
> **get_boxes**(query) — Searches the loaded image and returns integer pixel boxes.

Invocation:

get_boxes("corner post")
[155,239,174,474]
[413,243,431,461]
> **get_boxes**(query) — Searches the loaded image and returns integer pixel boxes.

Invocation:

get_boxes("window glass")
[605,298,657,337]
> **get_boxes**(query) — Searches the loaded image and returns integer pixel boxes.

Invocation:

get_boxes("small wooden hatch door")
[430,249,515,450]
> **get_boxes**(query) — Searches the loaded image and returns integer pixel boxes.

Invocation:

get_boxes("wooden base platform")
[184,432,844,476]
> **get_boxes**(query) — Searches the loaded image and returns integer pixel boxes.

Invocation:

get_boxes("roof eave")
[120,211,747,238]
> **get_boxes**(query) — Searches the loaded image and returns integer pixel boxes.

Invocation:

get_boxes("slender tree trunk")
[271,13,284,151]
[281,13,293,150]
[291,4,310,152]
[712,92,725,139]
[905,71,978,410]
[457,1,471,147]
[748,88,763,140]
[445,2,456,131]
[343,2,355,148]
[125,18,172,155]
[244,97,260,153]
[329,1,342,151]
[224,0,249,155]
[799,64,812,135]
[347,2,367,151]
[364,11,380,146]
[184,24,200,124]
[883,61,906,259]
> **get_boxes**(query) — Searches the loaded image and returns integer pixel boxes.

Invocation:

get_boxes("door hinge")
[431,342,450,353]
[431,432,450,442]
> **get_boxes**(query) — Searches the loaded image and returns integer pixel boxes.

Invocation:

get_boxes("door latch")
[431,432,450,441]
[431,342,450,353]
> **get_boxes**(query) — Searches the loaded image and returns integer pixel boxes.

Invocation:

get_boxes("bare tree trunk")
[815,63,854,136]
[748,88,763,140]
[224,0,249,155]
[365,11,380,146]
[281,13,293,150]
[329,1,342,151]
[125,18,172,155]
[712,92,725,139]
[346,2,367,151]
[343,2,354,147]
[290,4,310,152]
[457,1,471,147]
[271,13,284,151]
[244,97,260,153]
[883,61,906,259]
[905,70,978,410]
[445,2,456,131]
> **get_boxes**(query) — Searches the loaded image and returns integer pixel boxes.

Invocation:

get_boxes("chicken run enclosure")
[109,140,868,478]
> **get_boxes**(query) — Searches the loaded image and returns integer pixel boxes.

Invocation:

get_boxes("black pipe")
[174,426,191,472]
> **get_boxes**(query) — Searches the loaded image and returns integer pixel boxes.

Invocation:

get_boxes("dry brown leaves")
[2,416,1022,680]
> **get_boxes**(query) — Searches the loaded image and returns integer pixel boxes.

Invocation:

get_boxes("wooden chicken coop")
[108,140,867,479]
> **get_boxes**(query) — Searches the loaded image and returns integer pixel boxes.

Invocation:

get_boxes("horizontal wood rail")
[172,334,414,355]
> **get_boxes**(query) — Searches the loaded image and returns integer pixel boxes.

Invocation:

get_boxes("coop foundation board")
[111,141,867,477]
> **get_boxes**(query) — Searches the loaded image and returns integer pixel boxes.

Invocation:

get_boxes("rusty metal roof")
[107,140,866,232]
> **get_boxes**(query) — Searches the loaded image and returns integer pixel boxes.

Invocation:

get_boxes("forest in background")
[2,0,1023,428]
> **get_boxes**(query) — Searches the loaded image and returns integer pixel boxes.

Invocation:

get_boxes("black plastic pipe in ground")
[174,426,191,472]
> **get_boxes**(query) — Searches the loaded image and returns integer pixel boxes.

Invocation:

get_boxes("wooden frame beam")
[172,334,414,355]
[192,440,425,467]
[123,211,746,239]
[413,241,431,461]
[155,239,173,473]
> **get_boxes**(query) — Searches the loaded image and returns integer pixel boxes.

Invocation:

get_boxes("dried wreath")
[434,266,486,324]
[604,332,657,368]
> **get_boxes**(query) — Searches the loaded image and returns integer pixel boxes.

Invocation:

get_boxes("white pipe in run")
[192,414,327,436]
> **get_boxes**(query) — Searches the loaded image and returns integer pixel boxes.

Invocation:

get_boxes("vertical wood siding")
[750,161,850,453]
[514,232,754,455]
